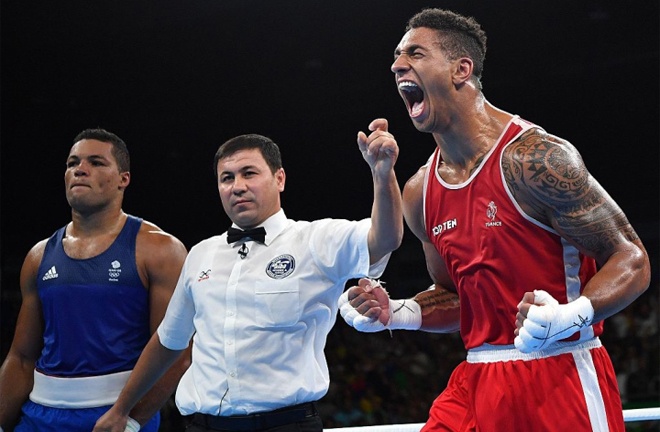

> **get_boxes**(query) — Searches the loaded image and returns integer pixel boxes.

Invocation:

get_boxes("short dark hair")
[73,128,130,173]
[407,8,487,84]
[214,134,283,178]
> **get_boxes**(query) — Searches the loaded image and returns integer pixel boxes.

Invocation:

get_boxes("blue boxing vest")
[35,215,150,377]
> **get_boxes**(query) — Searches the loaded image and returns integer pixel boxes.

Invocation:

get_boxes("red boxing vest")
[423,116,601,349]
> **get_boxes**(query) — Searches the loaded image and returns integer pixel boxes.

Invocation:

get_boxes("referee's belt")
[192,402,318,431]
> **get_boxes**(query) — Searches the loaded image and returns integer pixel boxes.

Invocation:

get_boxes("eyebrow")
[394,44,425,56]
[220,164,260,175]
[66,154,110,163]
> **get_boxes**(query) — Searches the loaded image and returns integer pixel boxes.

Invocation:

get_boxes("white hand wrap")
[338,290,422,332]
[338,289,386,332]
[387,298,423,331]
[125,417,141,432]
[515,290,594,353]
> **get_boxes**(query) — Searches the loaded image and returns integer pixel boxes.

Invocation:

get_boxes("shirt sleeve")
[309,218,390,281]
[157,256,196,350]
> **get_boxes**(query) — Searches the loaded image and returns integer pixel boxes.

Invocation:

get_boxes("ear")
[452,57,474,86]
[276,168,286,192]
[118,171,131,191]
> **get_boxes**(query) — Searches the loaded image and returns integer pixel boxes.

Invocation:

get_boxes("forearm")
[128,344,191,425]
[0,355,35,428]
[114,335,184,419]
[414,286,461,333]
[340,279,460,334]
[368,170,404,261]
[583,241,650,322]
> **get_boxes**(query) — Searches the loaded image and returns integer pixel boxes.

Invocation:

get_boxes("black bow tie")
[226,226,267,244]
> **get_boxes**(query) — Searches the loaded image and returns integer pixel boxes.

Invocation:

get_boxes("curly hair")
[407,8,487,83]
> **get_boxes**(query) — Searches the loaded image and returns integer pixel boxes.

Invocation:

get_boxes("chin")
[413,113,439,134]
[411,118,432,133]
[232,215,258,228]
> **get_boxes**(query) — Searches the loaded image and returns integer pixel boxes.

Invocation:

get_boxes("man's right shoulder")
[403,165,427,200]
[402,165,428,240]
[21,237,51,278]
[27,237,50,260]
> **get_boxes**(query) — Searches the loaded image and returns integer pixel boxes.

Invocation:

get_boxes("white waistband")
[30,369,131,408]
[466,338,602,363]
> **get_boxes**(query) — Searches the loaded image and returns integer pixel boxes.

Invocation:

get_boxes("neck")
[433,100,512,168]
[69,207,126,238]
[235,208,281,230]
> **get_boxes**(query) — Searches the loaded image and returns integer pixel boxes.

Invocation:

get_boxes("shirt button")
[228,311,235,316]
[230,372,236,377]
[227,340,233,345]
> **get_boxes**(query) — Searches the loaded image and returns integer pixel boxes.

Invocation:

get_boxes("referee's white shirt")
[157,209,389,416]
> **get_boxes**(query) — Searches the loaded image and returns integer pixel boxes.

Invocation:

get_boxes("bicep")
[402,167,425,237]
[414,244,460,332]
[511,133,638,264]
[504,130,649,318]
[10,245,46,361]
[422,241,455,290]
[403,167,459,332]
[142,235,188,333]
[403,169,455,290]
[550,177,640,264]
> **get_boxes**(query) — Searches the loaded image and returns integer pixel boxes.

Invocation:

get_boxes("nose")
[232,176,247,194]
[73,161,89,176]
[391,55,409,74]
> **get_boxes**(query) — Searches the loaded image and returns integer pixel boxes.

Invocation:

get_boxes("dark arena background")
[1,1,658,430]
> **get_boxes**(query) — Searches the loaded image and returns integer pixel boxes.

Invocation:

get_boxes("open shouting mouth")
[398,80,425,118]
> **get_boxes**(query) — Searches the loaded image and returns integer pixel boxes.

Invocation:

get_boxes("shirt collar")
[229,209,287,247]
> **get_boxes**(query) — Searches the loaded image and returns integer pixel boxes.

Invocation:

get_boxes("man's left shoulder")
[136,220,187,255]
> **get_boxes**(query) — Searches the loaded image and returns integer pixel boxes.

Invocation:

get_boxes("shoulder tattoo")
[502,129,639,251]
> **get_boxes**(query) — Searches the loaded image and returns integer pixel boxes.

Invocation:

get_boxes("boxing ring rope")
[324,407,660,431]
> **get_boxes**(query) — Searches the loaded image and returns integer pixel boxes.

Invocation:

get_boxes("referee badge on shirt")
[266,254,295,279]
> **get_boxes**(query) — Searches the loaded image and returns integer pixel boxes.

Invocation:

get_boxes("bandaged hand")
[514,290,594,353]
[125,418,141,432]
[338,278,422,332]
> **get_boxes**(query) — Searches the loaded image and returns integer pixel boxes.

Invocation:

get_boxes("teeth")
[398,81,419,91]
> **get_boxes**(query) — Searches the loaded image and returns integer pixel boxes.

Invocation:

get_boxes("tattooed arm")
[503,129,650,322]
